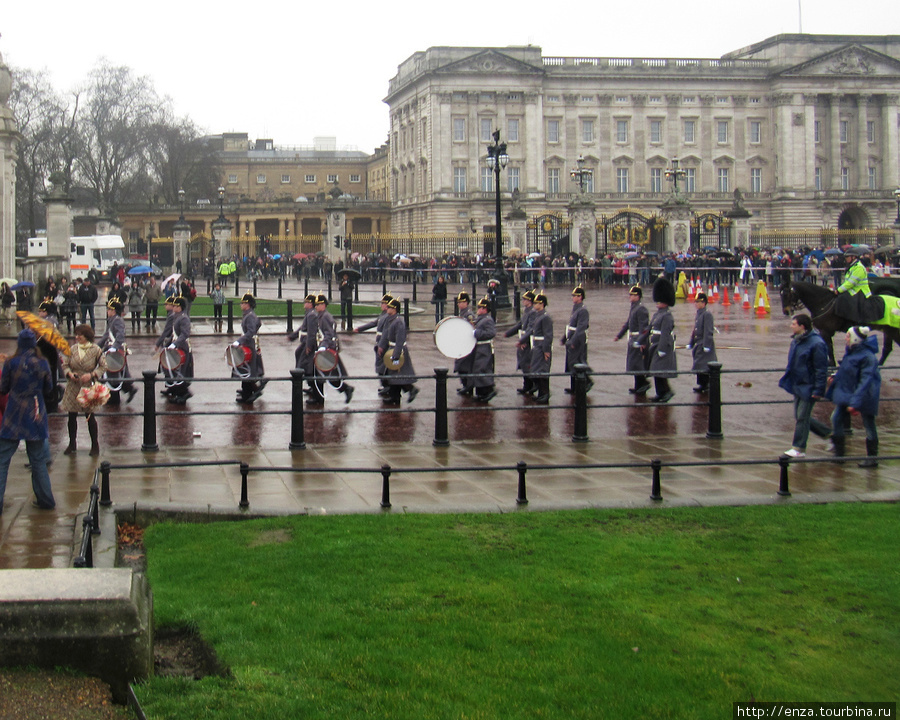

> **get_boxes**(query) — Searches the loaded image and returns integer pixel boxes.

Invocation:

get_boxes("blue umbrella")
[128,265,153,275]
[272,254,282,260]
[810,249,825,261]
[10,281,35,291]
[824,248,843,256]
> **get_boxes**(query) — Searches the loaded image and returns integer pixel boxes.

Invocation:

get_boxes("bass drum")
[160,347,186,371]
[225,344,252,369]
[104,347,126,373]
[433,316,476,359]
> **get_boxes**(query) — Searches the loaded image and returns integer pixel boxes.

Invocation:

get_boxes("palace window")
[507,167,520,192]
[547,168,560,193]
[305,174,316,183]
[616,120,629,143]
[867,121,876,143]
[328,174,338,184]
[650,120,662,144]
[453,118,466,142]
[868,166,877,190]
[453,167,467,193]
[684,120,695,143]
[650,167,663,193]
[548,120,560,143]
[582,119,594,143]
[684,168,696,193]
[256,174,266,184]
[507,118,519,142]
[750,167,762,193]
[616,167,629,193]
[281,174,291,184]
[814,120,821,143]
[749,121,762,144]
[717,167,729,192]
[480,118,494,142]
[815,167,822,190]
[840,167,849,190]
[717,121,729,144]
[228,174,238,184]
[350,174,361,183]
[840,120,849,143]
[480,167,494,192]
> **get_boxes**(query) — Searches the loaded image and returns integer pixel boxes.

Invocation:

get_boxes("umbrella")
[338,268,361,281]
[623,243,638,250]
[292,253,307,260]
[715,250,735,258]
[874,245,900,255]
[164,272,182,287]
[272,254,282,260]
[11,281,35,291]
[0,277,18,287]
[644,250,660,257]
[843,245,871,256]
[16,311,70,356]
[350,252,360,261]
[528,252,542,258]
[624,252,640,259]
[406,253,421,259]
[701,246,719,253]
[128,265,153,275]
[824,248,843,256]
[506,247,523,256]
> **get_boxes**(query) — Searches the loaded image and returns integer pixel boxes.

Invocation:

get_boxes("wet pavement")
[0,279,898,568]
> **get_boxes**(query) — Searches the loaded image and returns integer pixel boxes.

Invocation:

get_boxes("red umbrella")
[293,253,307,260]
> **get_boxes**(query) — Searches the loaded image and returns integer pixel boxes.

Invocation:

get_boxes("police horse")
[778,276,900,366]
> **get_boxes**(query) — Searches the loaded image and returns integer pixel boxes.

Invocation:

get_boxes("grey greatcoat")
[97,313,133,387]
[689,307,718,373]
[315,309,350,382]
[469,313,496,389]
[238,308,264,379]
[521,309,553,375]
[504,305,534,373]
[380,313,416,385]
[171,311,194,380]
[288,307,317,375]
[616,301,650,373]
[563,303,590,372]
[640,307,677,379]
[356,310,390,375]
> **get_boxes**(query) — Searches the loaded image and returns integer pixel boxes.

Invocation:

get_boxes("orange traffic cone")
[687,277,695,302]
[734,281,741,299]
[707,285,716,303]
[742,290,752,309]
[755,294,768,316]
[712,282,720,302]
[721,286,731,306]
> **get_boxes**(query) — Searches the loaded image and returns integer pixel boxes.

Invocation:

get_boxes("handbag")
[76,381,111,411]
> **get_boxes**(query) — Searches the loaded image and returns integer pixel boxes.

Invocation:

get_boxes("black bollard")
[239,462,250,509]
[403,298,410,329]
[141,370,159,452]
[226,300,235,334]
[234,275,240,297]
[304,272,309,296]
[650,459,662,501]
[572,364,589,443]
[327,274,332,299]
[412,274,417,303]
[253,277,258,297]
[516,461,528,505]
[380,464,392,508]
[99,461,112,506]
[706,362,724,439]
[289,368,307,450]
[513,286,521,322]
[277,276,282,299]
[382,276,387,298]
[286,299,294,334]
[777,456,792,497]
[433,368,450,447]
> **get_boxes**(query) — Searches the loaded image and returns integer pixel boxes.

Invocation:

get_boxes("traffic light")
[333,235,342,249]
[344,236,351,252]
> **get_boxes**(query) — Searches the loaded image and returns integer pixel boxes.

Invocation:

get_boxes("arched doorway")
[837,205,870,230]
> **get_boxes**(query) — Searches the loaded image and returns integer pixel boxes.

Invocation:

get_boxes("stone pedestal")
[567,197,598,259]
[44,185,75,279]
[173,220,191,275]
[660,196,693,254]
[212,218,232,262]
[325,204,347,263]
[0,51,20,280]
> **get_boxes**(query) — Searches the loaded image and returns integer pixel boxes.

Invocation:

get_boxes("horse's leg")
[879,333,894,366]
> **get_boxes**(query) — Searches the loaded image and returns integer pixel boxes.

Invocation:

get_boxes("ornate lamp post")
[894,187,900,225]
[570,155,593,193]
[664,158,687,197]
[172,188,191,274]
[485,129,510,307]
[211,186,232,261]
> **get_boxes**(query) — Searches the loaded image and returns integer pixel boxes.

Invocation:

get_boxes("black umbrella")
[337,268,361,282]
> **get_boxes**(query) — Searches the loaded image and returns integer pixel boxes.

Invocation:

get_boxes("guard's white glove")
[167,343,176,350]
[703,347,711,353]
[686,344,693,350]
[232,341,240,347]
[317,346,326,353]
[657,351,666,357]
[632,342,641,349]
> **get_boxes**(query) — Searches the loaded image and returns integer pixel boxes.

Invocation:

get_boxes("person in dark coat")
[778,313,830,458]
[0,329,56,513]
[234,293,267,404]
[688,292,718,393]
[97,300,137,404]
[378,298,419,405]
[471,297,497,402]
[166,297,193,405]
[307,294,353,405]
[288,294,317,377]
[562,285,592,394]
[520,292,553,404]
[504,289,536,395]
[454,292,476,396]
[825,326,881,467]
[639,277,677,403]
[354,294,393,398]
[432,276,448,323]
[614,285,650,395]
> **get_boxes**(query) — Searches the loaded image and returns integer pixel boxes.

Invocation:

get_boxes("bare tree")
[145,118,221,205]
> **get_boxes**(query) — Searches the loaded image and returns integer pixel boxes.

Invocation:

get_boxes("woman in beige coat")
[61,324,107,456]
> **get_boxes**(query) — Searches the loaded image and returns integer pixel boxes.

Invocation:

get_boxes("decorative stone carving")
[827,49,874,75]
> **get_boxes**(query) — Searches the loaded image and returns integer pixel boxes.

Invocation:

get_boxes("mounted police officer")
[835,250,883,324]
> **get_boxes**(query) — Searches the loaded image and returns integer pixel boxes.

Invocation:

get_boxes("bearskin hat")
[652,277,676,307]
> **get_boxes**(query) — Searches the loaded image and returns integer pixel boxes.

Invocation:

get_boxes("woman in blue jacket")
[826,326,881,467]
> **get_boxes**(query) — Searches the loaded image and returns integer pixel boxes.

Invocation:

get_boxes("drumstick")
[674,345,751,350]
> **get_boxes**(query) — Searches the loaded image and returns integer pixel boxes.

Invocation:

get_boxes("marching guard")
[378,297,419,405]
[307,294,354,405]
[614,285,651,395]
[638,278,677,403]
[154,295,178,398]
[688,292,718,394]
[354,293,393,398]
[288,293,317,381]
[520,292,553,404]
[234,292,267,404]
[97,299,137,404]
[504,289,536,396]
[455,292,477,396]
[470,297,497,402]
[562,285,593,394]
[165,297,194,405]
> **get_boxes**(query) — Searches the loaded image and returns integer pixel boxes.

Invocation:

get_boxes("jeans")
[434,301,445,323]
[80,303,95,328]
[831,406,878,444]
[0,437,55,511]
[791,396,831,451]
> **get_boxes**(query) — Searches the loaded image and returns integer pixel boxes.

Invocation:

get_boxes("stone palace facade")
[384,34,900,254]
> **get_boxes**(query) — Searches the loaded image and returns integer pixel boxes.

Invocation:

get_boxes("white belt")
[650,330,662,335]
[388,341,407,348]
[476,340,493,346]
[517,330,525,338]
[628,331,640,336]
[532,336,545,341]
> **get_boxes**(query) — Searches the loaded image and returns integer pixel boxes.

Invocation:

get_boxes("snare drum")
[160,347,186,371]
[104,347,126,372]
[225,344,252,369]
[433,316,476,359]
[314,348,339,373]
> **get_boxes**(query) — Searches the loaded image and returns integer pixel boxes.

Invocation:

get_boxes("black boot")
[831,436,845,464]
[64,413,77,454]
[87,414,100,457]
[858,439,878,468]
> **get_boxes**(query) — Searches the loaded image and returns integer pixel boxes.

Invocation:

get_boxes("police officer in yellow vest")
[835,251,883,324]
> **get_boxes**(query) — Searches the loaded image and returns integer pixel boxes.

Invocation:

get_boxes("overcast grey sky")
[2,0,895,153]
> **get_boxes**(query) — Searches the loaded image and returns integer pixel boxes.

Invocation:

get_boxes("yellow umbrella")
[16,311,71,356]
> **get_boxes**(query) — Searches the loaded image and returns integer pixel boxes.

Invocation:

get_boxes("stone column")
[43,181,74,279]
[0,51,20,279]
[659,197,692,255]
[567,196,597,260]
[325,204,347,263]
[857,95,870,189]
[830,94,843,189]
[883,96,899,190]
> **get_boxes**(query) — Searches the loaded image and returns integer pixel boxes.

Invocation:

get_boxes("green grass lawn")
[136,503,900,719]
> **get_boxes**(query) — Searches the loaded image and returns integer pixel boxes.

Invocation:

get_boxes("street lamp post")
[570,155,593,193]
[485,129,510,307]
[211,186,232,262]
[173,188,191,275]
[894,187,900,225]
[665,158,687,197]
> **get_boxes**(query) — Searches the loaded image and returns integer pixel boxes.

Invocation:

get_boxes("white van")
[69,235,127,282]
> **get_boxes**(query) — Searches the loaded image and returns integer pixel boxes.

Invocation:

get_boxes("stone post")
[0,50,21,280]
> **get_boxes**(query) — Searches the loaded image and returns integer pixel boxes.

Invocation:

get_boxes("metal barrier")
[73,475,101,568]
